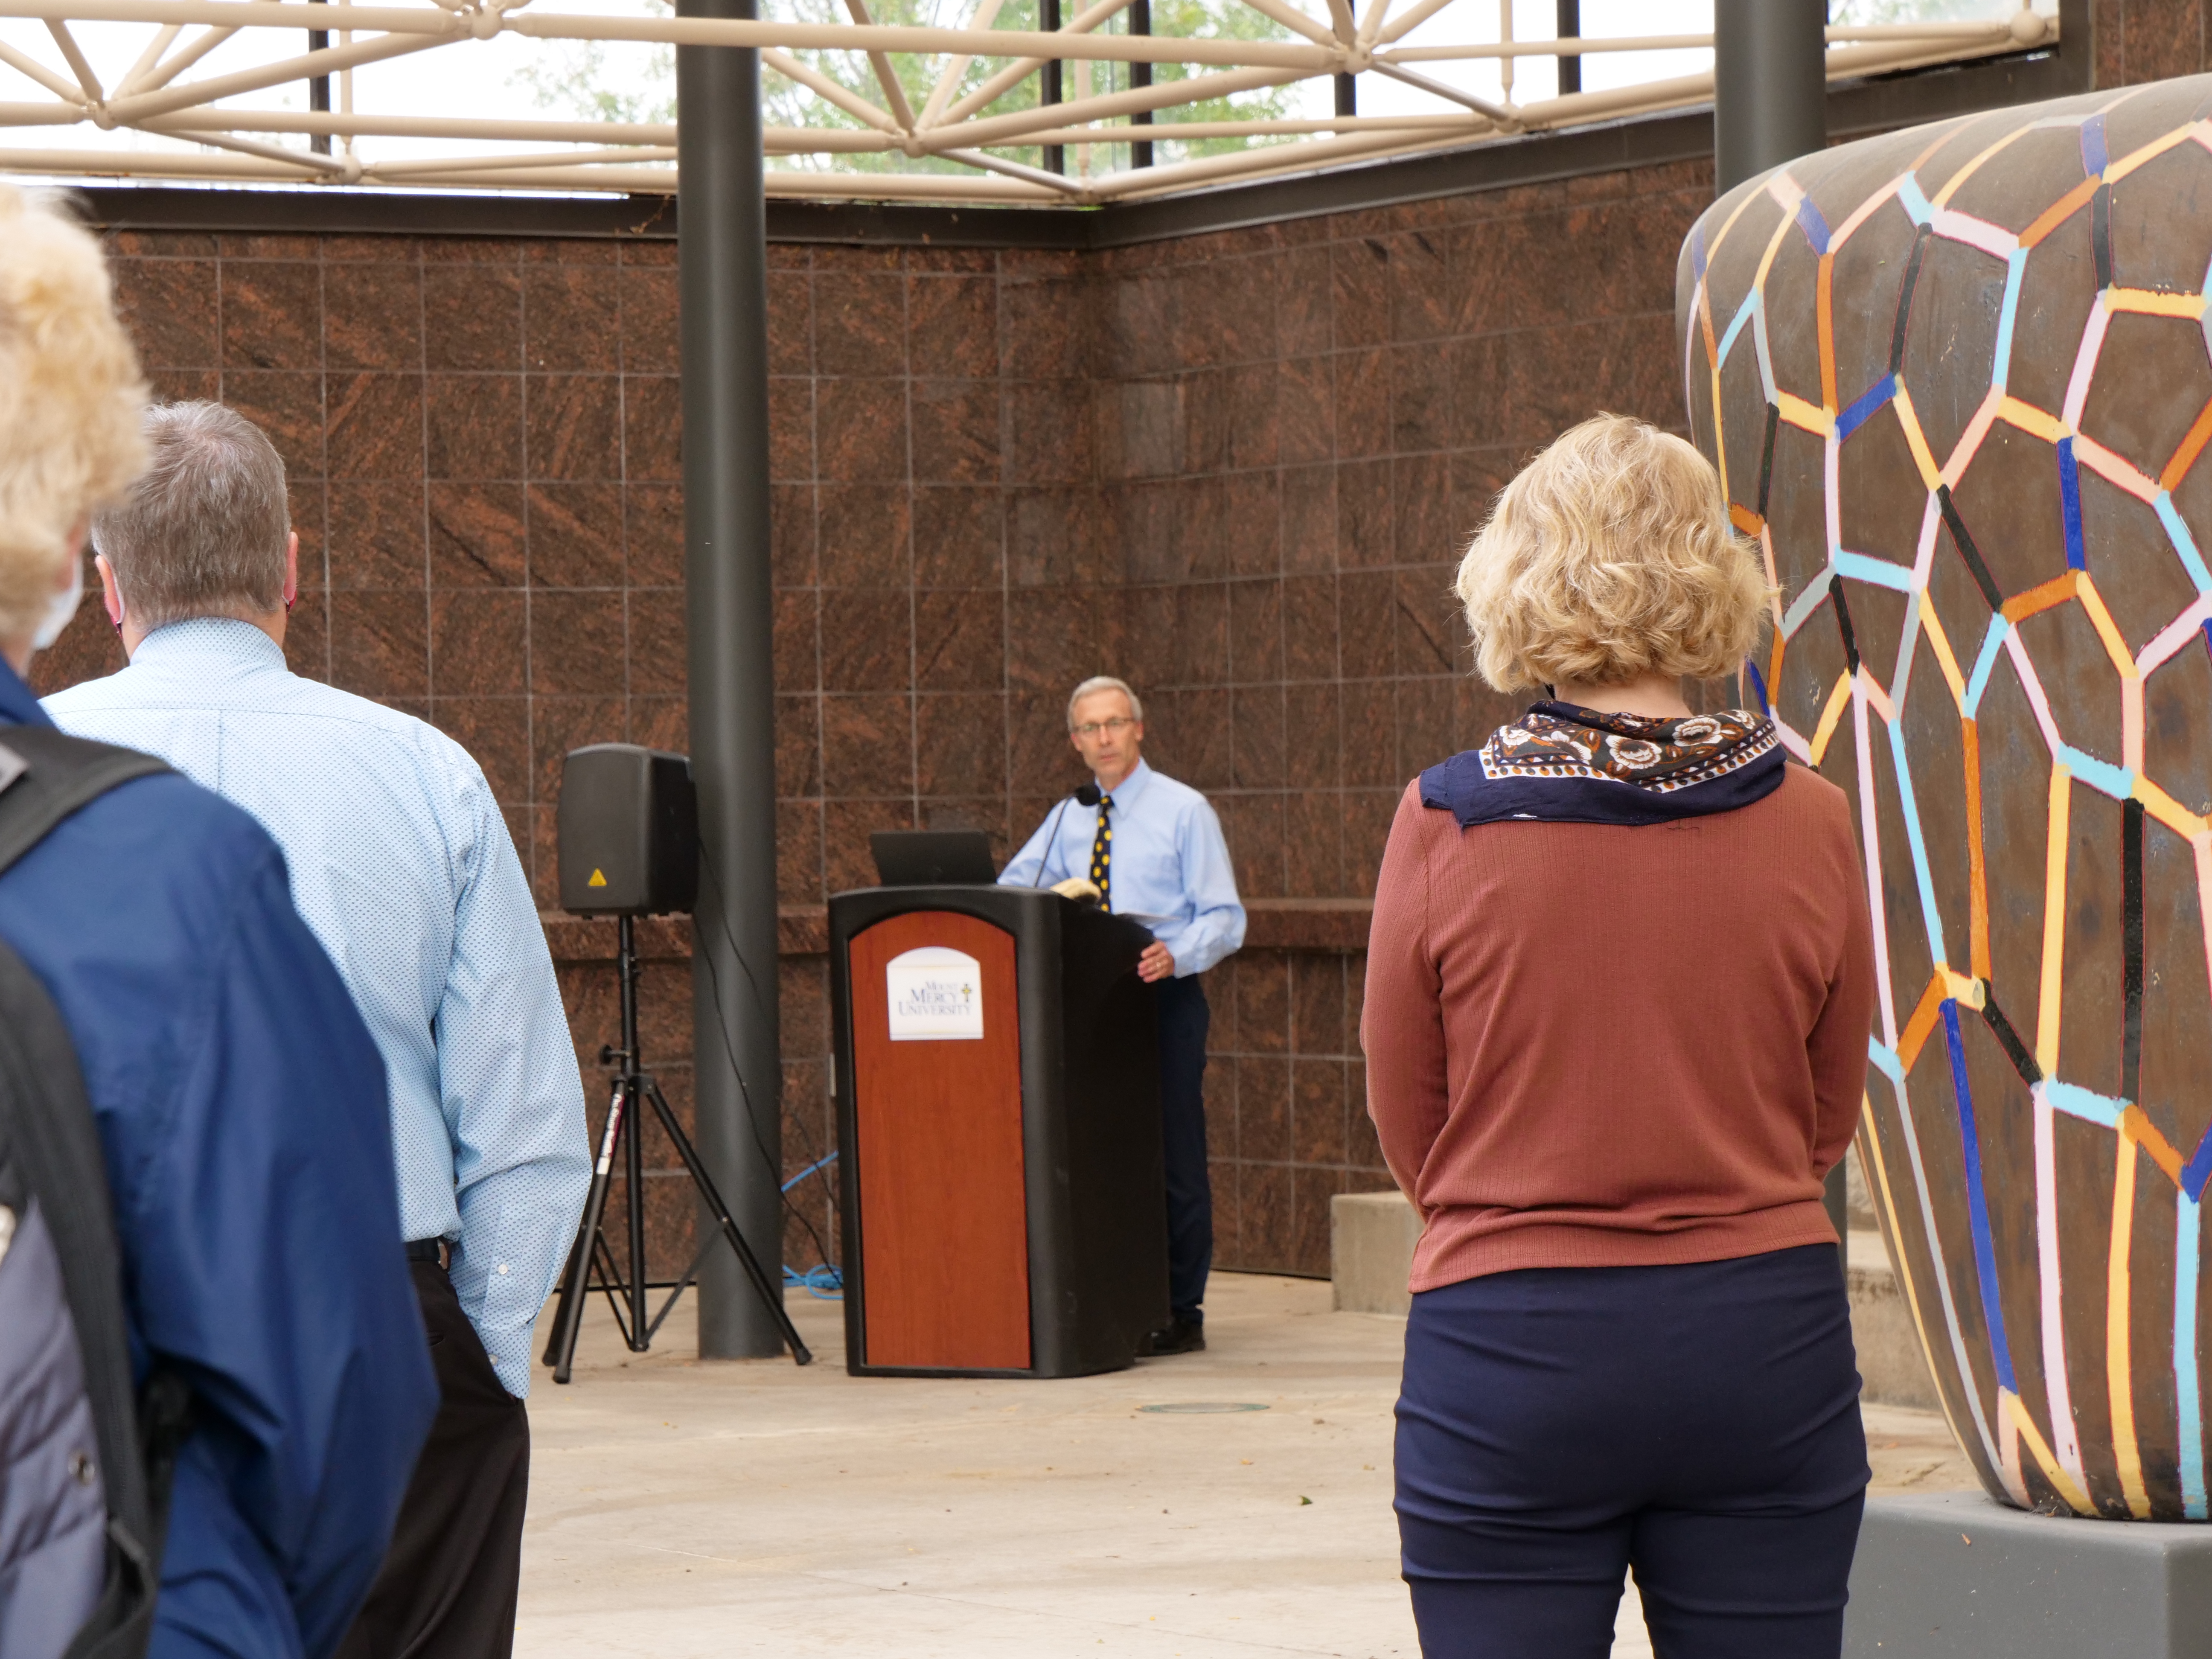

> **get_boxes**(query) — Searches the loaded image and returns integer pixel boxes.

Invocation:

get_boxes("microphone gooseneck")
[1029,781,1101,887]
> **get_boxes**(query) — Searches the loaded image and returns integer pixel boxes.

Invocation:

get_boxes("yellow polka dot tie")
[1088,793,1113,911]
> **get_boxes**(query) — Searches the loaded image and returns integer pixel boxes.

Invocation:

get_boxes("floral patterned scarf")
[1419,701,1786,829]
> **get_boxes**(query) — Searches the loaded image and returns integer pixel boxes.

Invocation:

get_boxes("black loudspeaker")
[558,744,699,916]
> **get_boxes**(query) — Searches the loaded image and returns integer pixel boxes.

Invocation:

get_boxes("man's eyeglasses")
[1072,716,1135,739]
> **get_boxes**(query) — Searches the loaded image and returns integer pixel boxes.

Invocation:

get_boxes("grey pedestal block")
[1845,1491,2212,1655]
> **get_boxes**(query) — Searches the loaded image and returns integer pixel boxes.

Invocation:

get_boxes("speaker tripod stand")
[544,914,812,1381]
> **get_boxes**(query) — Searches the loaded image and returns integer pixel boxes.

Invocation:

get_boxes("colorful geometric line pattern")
[1681,81,2212,1522]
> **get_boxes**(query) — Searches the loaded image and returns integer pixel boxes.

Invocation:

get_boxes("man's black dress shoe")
[1141,1317,1206,1356]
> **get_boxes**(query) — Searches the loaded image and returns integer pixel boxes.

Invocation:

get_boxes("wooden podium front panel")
[849,910,1029,1370]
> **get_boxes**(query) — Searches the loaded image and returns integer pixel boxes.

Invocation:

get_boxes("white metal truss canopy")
[0,1,2058,206]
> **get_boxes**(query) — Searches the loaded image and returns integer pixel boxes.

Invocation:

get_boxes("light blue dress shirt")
[999,757,1246,977]
[46,618,589,1397]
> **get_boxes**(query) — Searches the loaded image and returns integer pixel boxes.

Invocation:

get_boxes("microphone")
[1030,781,1104,887]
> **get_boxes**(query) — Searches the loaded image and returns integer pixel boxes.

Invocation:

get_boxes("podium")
[829,885,1169,1378]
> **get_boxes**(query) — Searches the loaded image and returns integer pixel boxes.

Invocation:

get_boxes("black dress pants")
[336,1260,531,1659]
[1155,974,1213,1321]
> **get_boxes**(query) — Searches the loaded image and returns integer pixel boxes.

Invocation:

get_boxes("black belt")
[406,1238,451,1268]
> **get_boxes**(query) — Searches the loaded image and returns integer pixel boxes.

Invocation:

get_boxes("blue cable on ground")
[781,1150,843,1298]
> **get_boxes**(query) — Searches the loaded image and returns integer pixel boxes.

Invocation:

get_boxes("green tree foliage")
[1132,0,1307,162]
[514,0,1310,179]
[513,0,677,126]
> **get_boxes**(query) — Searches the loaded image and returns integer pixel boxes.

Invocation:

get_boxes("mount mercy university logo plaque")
[885,947,985,1042]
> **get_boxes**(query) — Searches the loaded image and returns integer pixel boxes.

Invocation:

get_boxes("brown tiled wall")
[2094,0,2212,86]
[34,155,1713,1279]
[1202,948,1381,1277]
[35,229,687,876]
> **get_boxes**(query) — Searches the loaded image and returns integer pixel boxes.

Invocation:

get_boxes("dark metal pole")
[1712,0,1847,1258]
[1041,0,1064,175]
[679,0,787,1358]
[1554,0,1580,96]
[308,0,331,156]
[1713,0,1825,194]
[1129,0,1152,169]
[1334,70,1355,117]
[619,917,649,1350]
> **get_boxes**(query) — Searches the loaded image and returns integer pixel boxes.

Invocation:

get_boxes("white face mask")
[30,553,84,653]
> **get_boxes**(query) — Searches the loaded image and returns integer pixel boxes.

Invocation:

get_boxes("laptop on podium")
[870,830,998,887]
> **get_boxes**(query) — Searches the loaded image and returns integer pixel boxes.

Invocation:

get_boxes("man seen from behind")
[47,402,592,1659]
[0,187,436,1659]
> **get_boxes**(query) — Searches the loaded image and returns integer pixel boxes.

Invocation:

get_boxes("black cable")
[690,830,838,1225]
[690,831,835,1178]
[690,833,838,1271]
[694,928,838,1272]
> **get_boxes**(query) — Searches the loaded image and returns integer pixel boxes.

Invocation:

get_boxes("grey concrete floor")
[518,1272,1974,1658]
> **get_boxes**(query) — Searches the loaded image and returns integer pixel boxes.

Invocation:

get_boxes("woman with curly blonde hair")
[1364,414,1876,1659]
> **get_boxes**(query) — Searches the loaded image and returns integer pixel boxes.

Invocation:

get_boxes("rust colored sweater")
[1361,763,1877,1291]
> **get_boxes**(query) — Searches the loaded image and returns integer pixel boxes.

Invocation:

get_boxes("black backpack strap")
[0,723,181,1659]
[0,725,172,879]
[65,1370,192,1659]
[0,940,169,1659]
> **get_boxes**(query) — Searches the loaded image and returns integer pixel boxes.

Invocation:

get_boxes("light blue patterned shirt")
[47,618,589,1397]
[999,757,1246,976]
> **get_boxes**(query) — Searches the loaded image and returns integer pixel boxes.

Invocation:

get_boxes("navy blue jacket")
[0,661,437,1659]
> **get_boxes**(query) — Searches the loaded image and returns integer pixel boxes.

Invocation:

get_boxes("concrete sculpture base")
[1846,1492,2212,1655]
[1329,1190,1423,1316]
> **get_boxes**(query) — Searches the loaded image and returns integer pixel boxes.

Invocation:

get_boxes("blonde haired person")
[1363,414,1876,1659]
[0,185,436,1659]
[0,187,146,653]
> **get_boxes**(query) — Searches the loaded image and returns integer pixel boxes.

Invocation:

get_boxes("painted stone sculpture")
[1677,79,2212,1522]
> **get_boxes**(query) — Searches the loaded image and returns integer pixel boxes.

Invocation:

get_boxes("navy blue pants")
[1155,974,1212,1321]
[1396,1246,1867,1658]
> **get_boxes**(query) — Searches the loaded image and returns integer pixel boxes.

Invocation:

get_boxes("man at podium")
[1000,676,1246,1356]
